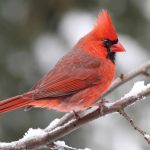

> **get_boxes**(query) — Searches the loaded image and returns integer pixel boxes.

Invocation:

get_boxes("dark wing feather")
[32,49,101,99]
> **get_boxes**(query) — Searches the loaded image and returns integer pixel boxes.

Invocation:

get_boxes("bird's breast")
[97,59,115,94]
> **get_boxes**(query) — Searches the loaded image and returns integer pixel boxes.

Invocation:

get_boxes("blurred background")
[0,0,150,149]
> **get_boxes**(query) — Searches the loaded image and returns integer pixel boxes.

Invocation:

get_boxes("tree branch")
[49,60,150,132]
[0,83,150,149]
[119,109,150,144]
[47,141,89,150]
[103,60,150,96]
[47,60,150,131]
[0,60,150,150]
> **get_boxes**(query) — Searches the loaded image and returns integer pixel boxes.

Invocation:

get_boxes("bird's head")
[92,10,125,63]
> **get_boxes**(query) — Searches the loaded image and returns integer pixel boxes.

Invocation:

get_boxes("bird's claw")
[95,98,109,115]
[73,110,81,120]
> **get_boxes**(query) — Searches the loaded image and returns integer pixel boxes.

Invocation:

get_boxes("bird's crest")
[93,10,118,41]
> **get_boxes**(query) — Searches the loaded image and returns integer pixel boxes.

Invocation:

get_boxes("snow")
[22,128,46,140]
[2,80,149,148]
[0,128,46,148]
[54,141,91,150]
[0,142,15,148]
[0,118,60,148]
[105,81,150,107]
[45,118,60,130]
[144,134,150,139]
[104,102,115,107]
[54,141,73,149]
[54,141,66,147]
[122,81,150,99]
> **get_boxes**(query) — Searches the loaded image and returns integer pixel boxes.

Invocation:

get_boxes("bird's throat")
[106,50,116,64]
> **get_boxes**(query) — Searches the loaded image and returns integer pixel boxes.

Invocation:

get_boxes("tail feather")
[0,95,33,113]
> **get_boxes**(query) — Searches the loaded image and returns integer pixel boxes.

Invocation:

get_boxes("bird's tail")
[0,95,33,113]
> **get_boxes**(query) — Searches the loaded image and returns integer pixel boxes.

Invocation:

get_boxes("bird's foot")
[73,110,81,120]
[96,98,109,116]
[100,98,109,104]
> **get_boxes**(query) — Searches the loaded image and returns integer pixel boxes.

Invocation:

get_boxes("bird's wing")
[32,50,101,99]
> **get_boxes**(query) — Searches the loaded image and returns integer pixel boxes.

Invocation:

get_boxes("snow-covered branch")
[0,82,150,150]
[48,141,91,150]
[0,60,150,150]
[103,60,150,96]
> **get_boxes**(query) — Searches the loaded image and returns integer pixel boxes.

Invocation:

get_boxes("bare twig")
[119,109,150,144]
[0,85,150,150]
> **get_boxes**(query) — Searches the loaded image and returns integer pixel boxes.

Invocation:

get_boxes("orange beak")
[110,43,125,52]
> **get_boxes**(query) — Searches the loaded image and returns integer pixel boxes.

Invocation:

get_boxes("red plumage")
[0,10,125,113]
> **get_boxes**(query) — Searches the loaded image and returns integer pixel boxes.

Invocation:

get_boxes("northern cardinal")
[0,10,125,113]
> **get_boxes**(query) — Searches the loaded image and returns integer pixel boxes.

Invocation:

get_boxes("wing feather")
[32,49,101,99]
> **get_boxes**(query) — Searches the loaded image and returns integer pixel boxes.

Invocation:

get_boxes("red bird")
[0,10,125,113]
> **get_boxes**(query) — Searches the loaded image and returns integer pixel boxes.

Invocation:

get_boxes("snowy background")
[0,0,150,150]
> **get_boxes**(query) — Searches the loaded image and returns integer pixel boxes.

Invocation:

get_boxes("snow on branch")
[103,60,150,96]
[0,60,150,150]
[49,141,91,150]
[122,81,150,98]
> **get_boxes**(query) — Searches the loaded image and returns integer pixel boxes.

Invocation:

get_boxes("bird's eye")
[103,39,118,48]
[103,39,112,48]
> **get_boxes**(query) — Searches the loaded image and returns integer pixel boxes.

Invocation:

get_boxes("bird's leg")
[95,98,109,116]
[72,110,81,120]
[100,98,109,104]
